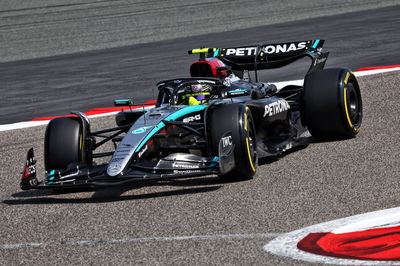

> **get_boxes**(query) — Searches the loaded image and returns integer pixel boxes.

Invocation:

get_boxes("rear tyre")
[209,104,257,181]
[302,68,362,140]
[44,117,85,172]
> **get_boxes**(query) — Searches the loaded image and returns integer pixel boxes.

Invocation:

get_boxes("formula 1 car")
[20,39,362,190]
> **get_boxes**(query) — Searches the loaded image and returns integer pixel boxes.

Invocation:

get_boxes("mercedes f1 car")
[21,39,363,190]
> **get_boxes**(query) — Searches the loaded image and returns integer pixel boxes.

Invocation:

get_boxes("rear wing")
[188,40,329,74]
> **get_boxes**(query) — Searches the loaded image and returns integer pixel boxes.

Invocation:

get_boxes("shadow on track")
[3,177,223,205]
[257,135,353,165]
[4,136,351,205]
[258,137,311,166]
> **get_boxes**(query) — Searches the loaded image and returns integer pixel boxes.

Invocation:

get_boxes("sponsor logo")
[221,136,233,148]
[59,168,80,180]
[22,164,36,179]
[226,47,256,56]
[218,133,235,173]
[196,80,216,84]
[29,176,38,186]
[183,114,201,123]
[280,142,293,152]
[228,89,247,95]
[108,162,122,175]
[316,56,327,65]
[223,74,240,86]
[225,42,307,56]
[173,169,202,174]
[172,162,199,169]
[27,165,36,175]
[116,149,131,153]
[263,99,290,117]
[132,126,152,134]
[138,145,148,158]
[263,42,306,54]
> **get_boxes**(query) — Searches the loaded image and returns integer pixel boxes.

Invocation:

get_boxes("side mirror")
[114,99,134,106]
[216,66,230,71]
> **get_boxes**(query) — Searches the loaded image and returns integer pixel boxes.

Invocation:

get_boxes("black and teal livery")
[20,40,362,191]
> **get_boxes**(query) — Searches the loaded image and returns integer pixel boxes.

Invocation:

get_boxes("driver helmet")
[179,83,212,105]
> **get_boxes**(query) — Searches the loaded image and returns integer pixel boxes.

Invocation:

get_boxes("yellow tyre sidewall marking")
[79,133,83,159]
[343,72,360,133]
[343,87,360,133]
[246,138,256,173]
[343,87,353,129]
[244,107,256,172]
[344,72,351,85]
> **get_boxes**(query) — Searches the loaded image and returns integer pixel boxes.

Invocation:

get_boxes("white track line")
[1,66,399,132]
[0,233,281,249]
[0,120,49,131]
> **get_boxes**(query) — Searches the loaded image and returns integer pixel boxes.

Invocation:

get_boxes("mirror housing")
[114,99,134,106]
[216,66,230,71]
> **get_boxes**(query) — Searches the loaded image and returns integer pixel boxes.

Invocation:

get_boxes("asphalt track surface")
[1,4,400,266]
[1,5,400,124]
[1,0,398,62]
[1,71,399,265]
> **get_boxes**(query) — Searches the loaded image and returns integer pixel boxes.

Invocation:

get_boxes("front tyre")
[302,68,362,140]
[44,117,86,172]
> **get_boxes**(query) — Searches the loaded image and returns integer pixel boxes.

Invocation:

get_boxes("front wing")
[20,148,221,190]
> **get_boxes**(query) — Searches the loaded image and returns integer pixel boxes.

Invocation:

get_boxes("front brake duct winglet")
[218,131,235,175]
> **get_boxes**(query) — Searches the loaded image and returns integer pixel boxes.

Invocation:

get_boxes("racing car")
[20,39,362,190]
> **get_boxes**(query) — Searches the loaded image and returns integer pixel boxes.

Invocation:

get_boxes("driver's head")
[179,83,211,105]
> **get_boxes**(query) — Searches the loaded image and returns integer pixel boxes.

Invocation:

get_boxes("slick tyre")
[44,117,85,172]
[302,68,362,140]
[209,104,257,181]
